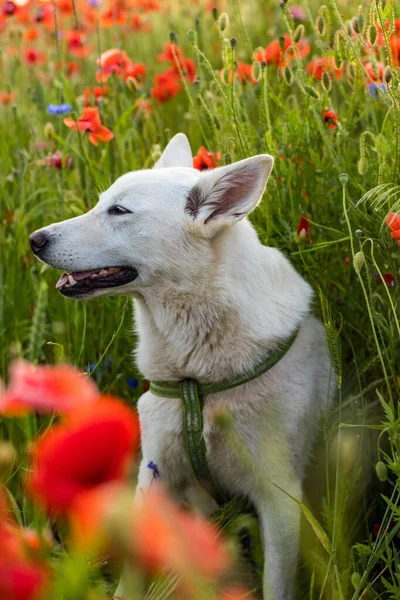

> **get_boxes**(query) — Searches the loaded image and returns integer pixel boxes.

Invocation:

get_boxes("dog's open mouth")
[56,266,138,296]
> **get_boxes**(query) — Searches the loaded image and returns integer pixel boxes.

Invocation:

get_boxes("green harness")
[149,326,300,506]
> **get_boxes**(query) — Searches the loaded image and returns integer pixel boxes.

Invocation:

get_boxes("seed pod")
[230,37,237,49]
[304,85,319,99]
[169,31,177,43]
[375,461,388,482]
[322,71,331,92]
[358,156,368,175]
[353,251,365,274]
[279,36,285,50]
[44,122,55,139]
[218,12,229,31]
[351,572,361,590]
[212,7,218,21]
[224,152,232,164]
[367,24,377,45]
[187,29,196,43]
[125,76,137,93]
[338,172,348,186]
[352,16,360,34]
[316,15,326,36]
[333,55,342,70]
[357,13,364,33]
[384,66,392,84]
[293,24,304,43]
[282,66,292,86]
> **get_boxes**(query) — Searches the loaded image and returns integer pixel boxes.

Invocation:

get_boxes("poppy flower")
[82,86,108,107]
[386,212,400,246]
[45,150,72,170]
[131,0,160,12]
[379,273,395,286]
[24,28,38,42]
[157,43,196,82]
[129,487,229,577]
[131,13,151,31]
[307,57,343,80]
[364,61,384,82]
[64,30,91,58]
[151,68,181,103]
[2,1,16,16]
[28,398,139,514]
[323,108,338,129]
[193,146,221,171]
[24,49,45,66]
[0,561,48,600]
[297,213,312,243]
[0,360,98,416]
[255,34,310,67]
[96,48,146,84]
[64,107,114,146]
[0,90,15,104]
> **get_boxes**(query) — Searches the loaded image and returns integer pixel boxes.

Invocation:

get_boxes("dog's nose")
[29,230,48,254]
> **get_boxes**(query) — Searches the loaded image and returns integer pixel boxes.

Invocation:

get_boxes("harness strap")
[149,326,300,505]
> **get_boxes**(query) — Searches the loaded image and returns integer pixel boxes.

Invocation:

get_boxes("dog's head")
[29,134,274,299]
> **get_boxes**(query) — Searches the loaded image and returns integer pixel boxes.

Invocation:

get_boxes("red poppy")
[0,90,15,104]
[0,361,98,416]
[379,273,395,286]
[386,212,400,246]
[157,42,196,82]
[131,13,151,31]
[151,68,181,102]
[24,29,38,42]
[45,150,72,170]
[64,30,91,58]
[363,61,384,82]
[193,146,221,171]
[323,108,338,129]
[131,0,160,12]
[82,86,109,107]
[0,561,48,600]
[96,48,146,84]
[131,487,229,577]
[255,34,310,67]
[24,49,45,66]
[307,56,343,80]
[64,107,114,146]
[28,398,139,514]
[297,213,312,243]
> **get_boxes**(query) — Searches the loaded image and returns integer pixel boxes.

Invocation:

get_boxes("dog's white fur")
[31,134,335,600]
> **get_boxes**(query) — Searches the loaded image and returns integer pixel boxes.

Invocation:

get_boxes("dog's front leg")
[254,477,302,600]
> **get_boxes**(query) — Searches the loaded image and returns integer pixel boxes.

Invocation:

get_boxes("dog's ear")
[185,155,274,236]
[154,133,193,169]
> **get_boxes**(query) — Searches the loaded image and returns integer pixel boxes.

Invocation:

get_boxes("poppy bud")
[322,71,331,92]
[304,85,319,99]
[355,229,363,238]
[367,24,377,45]
[293,24,304,43]
[218,12,229,31]
[333,55,342,70]
[298,228,307,243]
[213,115,220,130]
[230,37,237,49]
[376,461,388,482]
[224,152,232,164]
[212,7,218,21]
[279,2,286,12]
[384,66,392,84]
[358,156,368,175]
[357,13,364,33]
[187,29,196,43]
[193,77,201,88]
[125,77,137,93]
[351,572,361,590]
[279,36,285,50]
[44,122,55,139]
[316,15,326,36]
[169,31,177,43]
[284,66,294,86]
[338,172,348,186]
[353,251,365,274]
[251,61,261,82]
[0,442,16,479]
[351,16,360,33]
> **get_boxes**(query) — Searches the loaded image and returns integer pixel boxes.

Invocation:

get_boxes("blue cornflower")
[47,103,72,115]
[127,377,139,389]
[368,83,386,98]
[147,461,160,479]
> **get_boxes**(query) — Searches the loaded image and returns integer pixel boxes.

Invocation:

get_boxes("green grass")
[0,0,400,597]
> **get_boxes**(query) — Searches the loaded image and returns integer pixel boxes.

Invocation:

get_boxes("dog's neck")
[133,220,312,383]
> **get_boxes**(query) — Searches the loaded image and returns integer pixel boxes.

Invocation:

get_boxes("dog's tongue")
[55,268,104,289]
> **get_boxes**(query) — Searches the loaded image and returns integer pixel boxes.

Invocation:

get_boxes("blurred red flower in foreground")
[386,212,400,246]
[323,108,338,129]
[0,361,98,416]
[96,48,146,84]
[193,146,221,170]
[64,107,114,146]
[29,398,139,514]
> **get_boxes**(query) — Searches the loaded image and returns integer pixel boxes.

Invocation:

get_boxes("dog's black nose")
[29,230,48,254]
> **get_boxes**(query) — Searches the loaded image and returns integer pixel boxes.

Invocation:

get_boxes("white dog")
[29,134,335,600]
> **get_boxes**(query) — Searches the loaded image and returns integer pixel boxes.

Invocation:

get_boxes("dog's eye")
[108,205,132,216]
